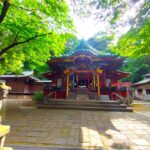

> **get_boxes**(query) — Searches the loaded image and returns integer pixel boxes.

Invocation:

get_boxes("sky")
[66,0,144,40]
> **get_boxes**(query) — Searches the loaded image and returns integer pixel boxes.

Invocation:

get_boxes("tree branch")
[0,0,10,24]
[10,3,37,12]
[0,32,52,56]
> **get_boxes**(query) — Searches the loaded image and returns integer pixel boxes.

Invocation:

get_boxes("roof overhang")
[132,78,150,86]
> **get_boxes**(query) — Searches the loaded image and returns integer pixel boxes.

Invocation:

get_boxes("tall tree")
[87,32,114,55]
[111,19,150,57]
[121,55,150,83]
[0,0,74,74]
[111,0,150,58]
[67,0,143,29]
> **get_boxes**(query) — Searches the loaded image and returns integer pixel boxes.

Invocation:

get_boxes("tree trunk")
[0,0,10,24]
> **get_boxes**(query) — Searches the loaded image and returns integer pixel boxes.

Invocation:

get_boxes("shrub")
[33,92,44,103]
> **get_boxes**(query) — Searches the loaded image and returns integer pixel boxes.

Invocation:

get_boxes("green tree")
[63,35,80,54]
[111,0,150,58]
[67,0,142,28]
[87,32,114,55]
[0,0,74,74]
[111,19,150,58]
[121,55,150,83]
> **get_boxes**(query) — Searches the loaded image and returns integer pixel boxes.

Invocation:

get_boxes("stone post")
[0,81,13,150]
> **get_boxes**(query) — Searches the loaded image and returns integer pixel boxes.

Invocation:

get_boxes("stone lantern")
[0,80,11,109]
[0,80,13,150]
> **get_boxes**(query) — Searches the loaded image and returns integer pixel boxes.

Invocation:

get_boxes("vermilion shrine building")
[43,40,130,100]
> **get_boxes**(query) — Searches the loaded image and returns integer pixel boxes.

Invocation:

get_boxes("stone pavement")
[2,99,150,150]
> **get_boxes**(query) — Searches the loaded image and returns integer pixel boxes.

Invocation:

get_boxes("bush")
[33,92,44,103]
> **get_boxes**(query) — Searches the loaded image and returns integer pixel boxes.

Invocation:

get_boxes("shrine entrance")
[64,69,103,99]
[74,73,91,88]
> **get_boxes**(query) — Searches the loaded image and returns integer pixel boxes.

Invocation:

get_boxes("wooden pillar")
[97,73,100,96]
[96,69,103,97]
[64,69,70,99]
[66,73,70,98]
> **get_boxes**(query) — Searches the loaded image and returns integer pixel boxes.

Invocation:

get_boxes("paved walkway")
[2,99,150,150]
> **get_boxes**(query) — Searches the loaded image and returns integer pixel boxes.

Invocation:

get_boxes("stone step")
[76,94,89,100]
[47,100,121,105]
[46,102,126,108]
[38,104,133,112]
[100,95,110,100]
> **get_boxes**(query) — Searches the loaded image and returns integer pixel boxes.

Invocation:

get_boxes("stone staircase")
[75,88,89,100]
[76,94,89,100]
[100,95,110,101]
[41,87,133,112]
[68,91,76,100]
[38,100,133,112]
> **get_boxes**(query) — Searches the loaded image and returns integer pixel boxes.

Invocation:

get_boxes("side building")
[132,74,150,101]
[0,71,51,99]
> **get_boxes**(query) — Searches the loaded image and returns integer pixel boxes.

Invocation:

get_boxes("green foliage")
[33,92,44,103]
[111,19,150,58]
[111,0,150,58]
[110,8,121,25]
[0,0,74,74]
[87,32,114,55]
[68,0,137,27]
[121,55,150,83]
[63,35,80,54]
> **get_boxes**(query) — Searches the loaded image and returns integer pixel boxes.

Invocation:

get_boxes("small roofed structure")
[132,74,150,100]
[0,71,51,98]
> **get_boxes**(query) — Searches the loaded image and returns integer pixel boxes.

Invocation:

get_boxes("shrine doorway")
[76,73,91,88]
[64,69,103,98]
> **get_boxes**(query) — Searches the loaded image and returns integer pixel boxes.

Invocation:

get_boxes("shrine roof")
[51,40,115,59]
[70,40,100,56]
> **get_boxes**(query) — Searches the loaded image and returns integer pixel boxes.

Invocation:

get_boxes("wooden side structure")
[0,71,51,98]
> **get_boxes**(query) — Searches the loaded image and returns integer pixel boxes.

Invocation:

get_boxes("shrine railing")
[111,92,133,106]
[111,92,124,101]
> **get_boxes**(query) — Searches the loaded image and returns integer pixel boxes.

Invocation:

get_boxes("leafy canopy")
[111,19,150,58]
[0,0,74,74]
[87,32,114,55]
[111,0,150,58]
[121,55,150,83]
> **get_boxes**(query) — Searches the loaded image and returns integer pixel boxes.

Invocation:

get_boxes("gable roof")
[132,73,150,86]
[0,71,34,78]
[74,40,100,55]
[0,71,51,83]
[51,40,100,58]
[132,78,150,86]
